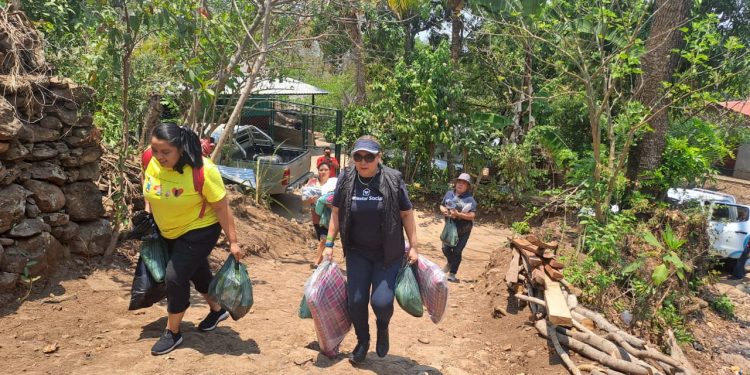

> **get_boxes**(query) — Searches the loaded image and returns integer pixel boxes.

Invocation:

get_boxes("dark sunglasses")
[353,153,376,163]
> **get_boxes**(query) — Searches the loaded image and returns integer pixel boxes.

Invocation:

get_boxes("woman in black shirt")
[323,135,419,364]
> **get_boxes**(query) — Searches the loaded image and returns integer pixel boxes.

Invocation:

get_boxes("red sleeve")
[141,148,153,170]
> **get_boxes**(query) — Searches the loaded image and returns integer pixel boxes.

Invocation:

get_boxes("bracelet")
[326,235,334,241]
[325,241,334,248]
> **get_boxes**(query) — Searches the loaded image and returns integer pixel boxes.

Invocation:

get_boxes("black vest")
[338,164,406,266]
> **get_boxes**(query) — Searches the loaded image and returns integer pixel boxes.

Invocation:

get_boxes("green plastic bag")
[440,218,459,247]
[208,255,254,321]
[395,263,423,317]
[298,294,312,319]
[140,238,168,283]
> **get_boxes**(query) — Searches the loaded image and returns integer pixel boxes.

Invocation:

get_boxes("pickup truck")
[667,188,750,270]
[211,124,313,195]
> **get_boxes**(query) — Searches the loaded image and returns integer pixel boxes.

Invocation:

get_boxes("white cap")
[456,173,472,185]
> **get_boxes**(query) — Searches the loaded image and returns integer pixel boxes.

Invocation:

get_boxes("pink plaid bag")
[415,255,449,324]
[305,261,351,357]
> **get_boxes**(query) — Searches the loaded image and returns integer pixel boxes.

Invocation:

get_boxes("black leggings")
[163,223,222,314]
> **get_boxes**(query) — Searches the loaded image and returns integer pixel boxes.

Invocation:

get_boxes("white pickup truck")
[211,125,313,195]
[667,188,750,270]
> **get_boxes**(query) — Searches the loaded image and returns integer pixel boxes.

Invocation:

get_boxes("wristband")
[325,241,334,248]
[326,235,334,241]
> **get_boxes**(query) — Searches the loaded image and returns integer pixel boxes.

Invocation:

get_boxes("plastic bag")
[208,255,254,321]
[140,237,168,283]
[298,294,312,319]
[395,262,423,317]
[415,255,449,324]
[128,256,167,310]
[305,260,351,358]
[440,218,459,247]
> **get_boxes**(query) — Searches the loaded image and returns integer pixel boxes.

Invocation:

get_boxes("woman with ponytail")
[142,123,242,355]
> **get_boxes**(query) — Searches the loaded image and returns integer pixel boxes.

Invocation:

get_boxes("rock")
[47,106,77,126]
[22,179,65,213]
[70,219,111,256]
[502,344,512,351]
[692,341,705,351]
[288,348,317,366]
[60,145,102,167]
[25,203,40,218]
[0,271,17,291]
[720,353,750,372]
[0,184,29,232]
[18,122,61,143]
[0,97,23,140]
[42,342,59,354]
[5,232,63,276]
[26,143,59,161]
[63,181,104,221]
[27,161,66,186]
[42,213,69,227]
[526,350,537,358]
[418,337,431,344]
[7,218,51,238]
[0,250,27,274]
[39,116,62,130]
[76,114,93,127]
[51,221,78,242]
[0,142,8,153]
[0,238,12,246]
[0,164,21,185]
[0,141,29,161]
[67,162,100,182]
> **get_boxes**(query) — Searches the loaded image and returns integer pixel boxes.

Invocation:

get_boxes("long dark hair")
[151,123,203,173]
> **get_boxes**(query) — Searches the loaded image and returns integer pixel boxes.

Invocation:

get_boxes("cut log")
[542,249,556,259]
[534,320,650,375]
[560,279,583,296]
[512,237,543,255]
[666,329,699,375]
[545,264,565,281]
[505,250,522,284]
[573,307,645,348]
[544,278,573,327]
[543,240,560,250]
[516,246,543,267]
[550,258,565,269]
[546,321,582,375]
[604,332,683,372]
[556,324,621,359]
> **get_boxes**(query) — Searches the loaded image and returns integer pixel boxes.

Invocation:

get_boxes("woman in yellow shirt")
[143,123,242,355]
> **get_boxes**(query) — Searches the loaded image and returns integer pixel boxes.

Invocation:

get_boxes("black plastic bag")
[208,255,253,320]
[128,256,167,310]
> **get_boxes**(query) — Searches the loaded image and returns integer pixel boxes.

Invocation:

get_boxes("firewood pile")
[505,235,698,375]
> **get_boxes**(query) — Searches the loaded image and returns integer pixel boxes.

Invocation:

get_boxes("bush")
[511,221,530,235]
[710,294,735,318]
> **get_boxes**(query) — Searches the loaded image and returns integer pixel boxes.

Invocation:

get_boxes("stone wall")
[0,11,108,293]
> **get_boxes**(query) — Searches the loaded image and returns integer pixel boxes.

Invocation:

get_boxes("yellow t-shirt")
[143,157,226,239]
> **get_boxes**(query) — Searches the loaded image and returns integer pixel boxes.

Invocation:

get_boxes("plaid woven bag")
[415,255,449,324]
[305,261,351,357]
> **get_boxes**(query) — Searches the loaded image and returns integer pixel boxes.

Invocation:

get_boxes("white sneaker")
[446,273,458,283]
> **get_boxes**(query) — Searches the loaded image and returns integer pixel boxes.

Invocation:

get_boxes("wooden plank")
[515,245,543,267]
[526,235,559,250]
[531,267,546,287]
[549,258,565,270]
[511,237,542,255]
[542,250,556,260]
[544,278,573,327]
[505,250,522,284]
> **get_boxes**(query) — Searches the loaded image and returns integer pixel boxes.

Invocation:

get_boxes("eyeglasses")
[352,153,376,163]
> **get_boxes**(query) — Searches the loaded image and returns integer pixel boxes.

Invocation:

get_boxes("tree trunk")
[626,0,691,184]
[346,4,367,105]
[450,4,463,62]
[139,93,162,149]
[211,0,274,162]
[404,22,415,63]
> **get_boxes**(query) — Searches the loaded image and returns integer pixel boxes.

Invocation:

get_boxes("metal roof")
[249,77,328,96]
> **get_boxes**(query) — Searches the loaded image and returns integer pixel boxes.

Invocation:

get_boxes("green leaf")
[652,264,669,286]
[622,259,644,275]
[642,230,663,249]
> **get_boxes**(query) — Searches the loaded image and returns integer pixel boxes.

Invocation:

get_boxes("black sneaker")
[349,340,369,365]
[198,308,229,331]
[151,330,183,355]
[376,328,389,358]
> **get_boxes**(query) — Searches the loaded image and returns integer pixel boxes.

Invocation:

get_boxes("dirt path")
[0,206,566,375]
